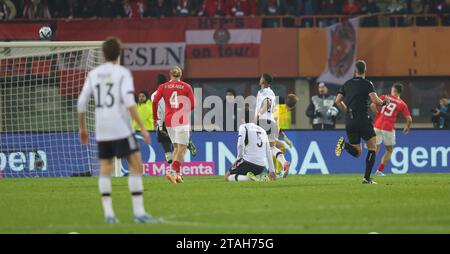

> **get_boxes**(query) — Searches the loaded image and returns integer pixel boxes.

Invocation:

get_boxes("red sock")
[172,161,180,174]
[377,164,384,172]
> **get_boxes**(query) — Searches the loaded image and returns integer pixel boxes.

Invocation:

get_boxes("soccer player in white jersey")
[225,121,277,182]
[77,37,160,224]
[255,73,290,177]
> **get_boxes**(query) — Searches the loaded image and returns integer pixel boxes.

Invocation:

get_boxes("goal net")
[0,41,104,178]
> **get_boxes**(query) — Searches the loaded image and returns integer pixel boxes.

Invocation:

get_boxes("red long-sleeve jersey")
[152,80,195,127]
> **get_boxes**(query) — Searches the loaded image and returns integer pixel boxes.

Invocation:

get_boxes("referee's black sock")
[365,150,376,180]
[344,143,359,158]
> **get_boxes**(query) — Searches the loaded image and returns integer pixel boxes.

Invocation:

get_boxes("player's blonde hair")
[170,66,182,78]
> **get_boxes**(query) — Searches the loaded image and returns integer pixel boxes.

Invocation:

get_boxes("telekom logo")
[143,162,215,176]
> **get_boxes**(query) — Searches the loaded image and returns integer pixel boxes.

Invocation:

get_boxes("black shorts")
[157,123,172,144]
[229,158,265,176]
[345,119,376,145]
[98,135,139,159]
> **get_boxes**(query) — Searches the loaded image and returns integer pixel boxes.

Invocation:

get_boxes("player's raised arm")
[77,75,93,144]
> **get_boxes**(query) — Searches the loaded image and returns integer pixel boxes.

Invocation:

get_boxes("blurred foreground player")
[77,37,160,224]
[335,60,389,184]
[371,83,412,176]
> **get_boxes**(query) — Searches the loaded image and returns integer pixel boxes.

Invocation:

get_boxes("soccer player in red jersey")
[371,83,412,176]
[152,66,195,184]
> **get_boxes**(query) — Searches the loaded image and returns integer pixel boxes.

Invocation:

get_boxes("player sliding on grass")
[152,66,195,184]
[77,37,160,224]
[225,121,277,182]
[371,83,412,176]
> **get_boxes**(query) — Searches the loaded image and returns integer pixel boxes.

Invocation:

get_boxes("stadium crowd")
[0,0,449,25]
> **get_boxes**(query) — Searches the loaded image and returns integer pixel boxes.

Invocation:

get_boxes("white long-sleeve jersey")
[237,123,275,173]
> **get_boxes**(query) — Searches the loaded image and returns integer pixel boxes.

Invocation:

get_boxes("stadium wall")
[1,130,449,177]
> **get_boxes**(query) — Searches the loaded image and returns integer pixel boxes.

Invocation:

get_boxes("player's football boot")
[335,136,345,157]
[259,173,270,182]
[105,216,119,224]
[187,140,197,157]
[375,171,386,177]
[246,172,260,181]
[175,174,184,183]
[165,170,178,184]
[362,178,378,184]
[134,213,162,224]
[282,162,290,178]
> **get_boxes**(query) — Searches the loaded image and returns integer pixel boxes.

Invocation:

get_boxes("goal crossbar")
[0,41,104,48]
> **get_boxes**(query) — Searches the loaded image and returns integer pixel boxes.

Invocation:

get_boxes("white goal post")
[0,41,125,178]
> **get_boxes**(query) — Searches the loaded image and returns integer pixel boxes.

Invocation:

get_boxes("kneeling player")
[224,122,276,182]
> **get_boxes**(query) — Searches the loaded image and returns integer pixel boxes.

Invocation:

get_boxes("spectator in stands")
[436,0,450,25]
[198,0,229,17]
[148,0,173,17]
[260,0,288,16]
[432,93,450,129]
[54,0,78,19]
[361,0,380,27]
[260,0,289,27]
[0,0,17,20]
[23,0,51,19]
[123,0,148,18]
[306,82,339,130]
[342,0,362,15]
[229,0,257,17]
[76,0,100,18]
[319,0,339,27]
[413,0,437,26]
[175,0,199,16]
[100,0,125,18]
[47,0,67,18]
[387,0,408,26]
[296,0,320,27]
[133,91,155,131]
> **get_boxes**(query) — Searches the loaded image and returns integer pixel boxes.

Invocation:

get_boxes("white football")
[39,26,52,40]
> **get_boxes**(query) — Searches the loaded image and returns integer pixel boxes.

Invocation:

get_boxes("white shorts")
[167,125,190,145]
[374,128,396,146]
[258,118,279,142]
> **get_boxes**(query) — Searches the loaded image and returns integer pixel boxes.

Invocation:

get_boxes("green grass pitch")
[1,174,450,234]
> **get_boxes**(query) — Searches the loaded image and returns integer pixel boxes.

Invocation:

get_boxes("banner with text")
[2,130,449,178]
[185,18,261,58]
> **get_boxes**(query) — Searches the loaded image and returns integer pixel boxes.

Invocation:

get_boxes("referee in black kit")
[335,60,389,184]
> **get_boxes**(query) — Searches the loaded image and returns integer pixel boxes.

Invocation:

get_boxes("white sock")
[227,174,250,182]
[98,176,115,218]
[128,174,146,217]
[272,147,287,165]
